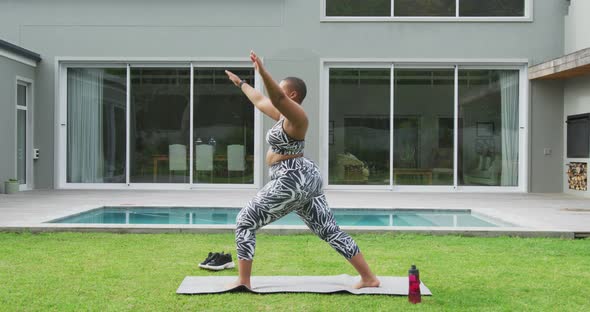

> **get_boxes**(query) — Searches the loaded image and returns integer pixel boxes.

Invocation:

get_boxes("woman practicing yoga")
[224,51,380,290]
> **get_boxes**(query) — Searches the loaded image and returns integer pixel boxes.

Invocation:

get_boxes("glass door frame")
[321,62,393,191]
[454,64,529,193]
[16,77,34,191]
[126,63,192,187]
[321,60,529,192]
[56,58,261,190]
[190,62,262,189]
[391,64,457,192]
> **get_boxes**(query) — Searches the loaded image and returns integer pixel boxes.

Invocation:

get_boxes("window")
[193,68,255,184]
[458,69,519,187]
[67,68,127,183]
[324,0,529,19]
[394,69,455,185]
[326,65,523,189]
[16,83,28,186]
[326,0,391,17]
[130,67,191,183]
[329,68,390,185]
[459,0,525,17]
[63,62,257,187]
[395,0,455,17]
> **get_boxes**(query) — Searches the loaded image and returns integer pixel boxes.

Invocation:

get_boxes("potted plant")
[4,178,19,194]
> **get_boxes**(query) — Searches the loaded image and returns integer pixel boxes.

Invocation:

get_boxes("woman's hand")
[250,50,264,73]
[225,70,242,87]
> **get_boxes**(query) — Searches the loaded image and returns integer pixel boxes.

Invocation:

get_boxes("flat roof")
[0,39,41,63]
[529,47,590,80]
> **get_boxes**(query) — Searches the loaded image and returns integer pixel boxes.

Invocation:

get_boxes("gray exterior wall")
[530,80,564,192]
[0,56,35,192]
[0,0,569,189]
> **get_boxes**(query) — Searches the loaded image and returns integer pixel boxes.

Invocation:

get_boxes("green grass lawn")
[0,232,588,311]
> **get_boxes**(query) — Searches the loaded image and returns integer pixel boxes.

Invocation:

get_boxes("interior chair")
[168,144,187,183]
[227,144,246,183]
[463,154,502,186]
[195,144,214,183]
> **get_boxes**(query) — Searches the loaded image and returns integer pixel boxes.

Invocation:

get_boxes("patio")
[1,190,589,238]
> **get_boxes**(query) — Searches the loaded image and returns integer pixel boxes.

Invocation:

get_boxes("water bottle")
[408,264,421,304]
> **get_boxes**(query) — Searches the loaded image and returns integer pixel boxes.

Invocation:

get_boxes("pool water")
[48,207,507,227]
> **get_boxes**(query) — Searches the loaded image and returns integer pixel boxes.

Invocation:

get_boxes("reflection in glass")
[17,85,26,107]
[459,70,519,186]
[329,68,390,185]
[460,0,525,17]
[326,0,391,17]
[130,68,190,183]
[67,68,127,183]
[17,109,26,184]
[394,69,454,185]
[193,68,255,184]
[394,0,455,16]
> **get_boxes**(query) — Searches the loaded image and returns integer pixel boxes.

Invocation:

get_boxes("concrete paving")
[1,190,589,238]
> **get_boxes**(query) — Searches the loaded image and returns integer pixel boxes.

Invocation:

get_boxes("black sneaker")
[203,252,235,271]
[198,252,220,269]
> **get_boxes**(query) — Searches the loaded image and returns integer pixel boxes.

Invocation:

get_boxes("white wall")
[564,0,590,54]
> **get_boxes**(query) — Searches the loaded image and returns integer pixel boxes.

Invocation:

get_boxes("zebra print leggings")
[235,157,360,261]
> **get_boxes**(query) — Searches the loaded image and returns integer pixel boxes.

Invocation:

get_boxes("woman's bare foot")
[225,279,251,290]
[353,277,381,289]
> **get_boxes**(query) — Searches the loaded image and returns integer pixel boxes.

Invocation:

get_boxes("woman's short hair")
[283,77,307,104]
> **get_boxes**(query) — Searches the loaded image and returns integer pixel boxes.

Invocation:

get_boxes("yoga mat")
[177,274,432,296]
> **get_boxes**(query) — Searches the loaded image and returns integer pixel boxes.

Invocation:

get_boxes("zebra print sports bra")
[266,116,305,155]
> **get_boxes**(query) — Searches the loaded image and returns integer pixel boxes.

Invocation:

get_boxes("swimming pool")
[48,207,509,227]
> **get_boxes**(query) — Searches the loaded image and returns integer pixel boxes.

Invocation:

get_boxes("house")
[0,0,588,196]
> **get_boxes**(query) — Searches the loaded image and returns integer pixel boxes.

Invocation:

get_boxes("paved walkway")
[1,190,589,238]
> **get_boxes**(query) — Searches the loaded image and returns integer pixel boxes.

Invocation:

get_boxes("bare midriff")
[266,148,303,166]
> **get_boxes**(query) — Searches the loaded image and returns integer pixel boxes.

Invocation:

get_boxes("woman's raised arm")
[250,51,308,129]
[225,70,281,121]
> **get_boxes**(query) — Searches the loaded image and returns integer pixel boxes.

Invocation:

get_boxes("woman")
[224,51,380,290]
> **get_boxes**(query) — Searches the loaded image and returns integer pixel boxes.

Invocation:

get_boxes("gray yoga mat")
[177,274,432,296]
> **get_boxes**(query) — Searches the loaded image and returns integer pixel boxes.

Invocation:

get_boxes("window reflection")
[193,68,255,184]
[460,0,525,16]
[130,68,190,183]
[67,68,127,183]
[394,0,455,17]
[394,69,455,185]
[326,0,390,17]
[329,68,391,185]
[459,70,519,186]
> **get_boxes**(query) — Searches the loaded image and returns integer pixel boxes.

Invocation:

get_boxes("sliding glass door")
[328,68,391,185]
[130,67,191,183]
[393,68,455,185]
[63,62,257,187]
[67,68,127,183]
[193,67,255,184]
[327,64,523,190]
[458,69,519,187]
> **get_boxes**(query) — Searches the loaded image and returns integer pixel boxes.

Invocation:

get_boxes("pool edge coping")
[0,224,577,239]
[43,206,515,227]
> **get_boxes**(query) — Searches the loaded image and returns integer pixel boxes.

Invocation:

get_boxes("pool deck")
[1,190,589,238]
